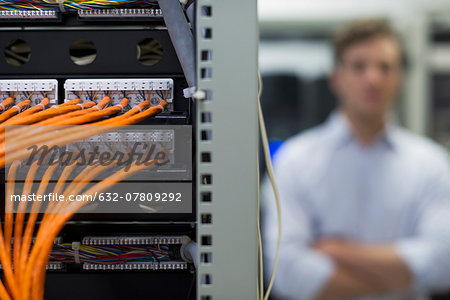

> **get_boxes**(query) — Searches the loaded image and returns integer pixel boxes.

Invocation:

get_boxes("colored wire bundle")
[0,0,158,11]
[51,244,170,263]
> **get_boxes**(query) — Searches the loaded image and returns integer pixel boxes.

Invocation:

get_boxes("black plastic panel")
[0,29,182,75]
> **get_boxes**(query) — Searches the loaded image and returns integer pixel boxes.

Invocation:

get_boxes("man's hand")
[314,237,413,296]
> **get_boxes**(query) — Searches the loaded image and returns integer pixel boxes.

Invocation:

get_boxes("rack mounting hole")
[69,39,97,66]
[137,38,163,66]
[4,39,31,67]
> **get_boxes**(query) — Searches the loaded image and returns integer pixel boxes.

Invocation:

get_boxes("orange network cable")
[38,161,81,228]
[0,100,165,167]
[115,100,167,126]
[24,100,165,232]
[22,161,153,299]
[0,96,167,299]
[37,161,109,256]
[94,100,150,125]
[59,98,81,107]
[13,160,40,287]
[0,97,84,140]
[0,223,14,300]
[0,98,83,141]
[6,97,50,123]
[9,161,97,300]
[2,161,21,300]
[0,98,144,158]
[25,160,158,300]
[0,100,95,145]
[2,102,160,250]
[4,160,20,249]
[1,100,94,127]
[35,95,112,126]
[0,95,15,113]
[18,162,59,288]
[7,100,164,163]
[12,160,120,299]
[52,97,128,126]
[0,97,114,150]
[0,99,31,124]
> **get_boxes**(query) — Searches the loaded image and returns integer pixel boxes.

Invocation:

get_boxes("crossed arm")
[313,238,412,299]
[264,146,450,300]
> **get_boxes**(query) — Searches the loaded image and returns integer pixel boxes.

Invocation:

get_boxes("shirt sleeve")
[395,152,450,291]
[262,147,334,300]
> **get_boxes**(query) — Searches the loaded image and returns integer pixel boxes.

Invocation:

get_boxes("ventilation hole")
[4,39,31,66]
[69,38,97,66]
[201,6,212,17]
[201,174,212,185]
[204,90,213,101]
[201,235,212,246]
[137,38,163,66]
[201,152,211,163]
[201,130,212,141]
[201,192,212,202]
[201,252,212,264]
[201,112,212,123]
[201,213,212,224]
[201,296,212,300]
[201,50,212,62]
[202,28,212,39]
[201,274,212,285]
[201,68,212,79]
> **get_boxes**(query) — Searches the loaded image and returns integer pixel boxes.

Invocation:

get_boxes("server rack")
[0,0,258,299]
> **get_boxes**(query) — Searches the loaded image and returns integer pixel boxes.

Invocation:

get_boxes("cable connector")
[183,86,197,99]
[56,0,65,12]
[180,236,197,268]
[72,241,81,264]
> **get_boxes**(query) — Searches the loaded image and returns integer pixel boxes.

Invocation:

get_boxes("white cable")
[257,160,263,300]
[133,105,143,112]
[76,103,84,109]
[0,103,5,111]
[257,71,282,300]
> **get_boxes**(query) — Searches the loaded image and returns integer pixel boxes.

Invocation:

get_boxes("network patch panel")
[46,262,65,271]
[64,79,174,111]
[0,10,58,20]
[44,235,193,272]
[78,235,190,271]
[82,261,187,271]
[78,9,163,19]
[1,237,64,271]
[82,235,185,246]
[0,79,58,105]
[0,262,65,271]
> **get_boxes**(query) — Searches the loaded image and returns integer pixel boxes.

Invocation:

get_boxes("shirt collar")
[324,110,399,151]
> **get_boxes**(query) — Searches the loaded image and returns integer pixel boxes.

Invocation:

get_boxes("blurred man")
[263,20,450,300]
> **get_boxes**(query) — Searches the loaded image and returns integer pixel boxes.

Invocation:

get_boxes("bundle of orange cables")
[0,92,168,300]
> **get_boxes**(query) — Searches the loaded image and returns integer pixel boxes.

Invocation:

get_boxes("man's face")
[331,35,403,119]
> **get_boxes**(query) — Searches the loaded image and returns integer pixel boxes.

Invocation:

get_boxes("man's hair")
[332,19,407,68]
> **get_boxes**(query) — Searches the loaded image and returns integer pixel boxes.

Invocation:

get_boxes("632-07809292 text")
[9,192,183,203]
